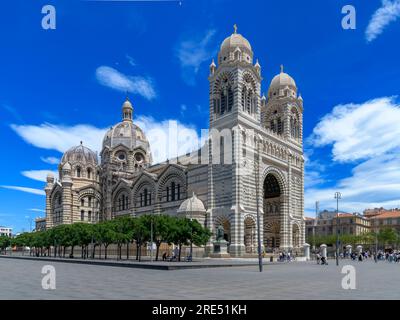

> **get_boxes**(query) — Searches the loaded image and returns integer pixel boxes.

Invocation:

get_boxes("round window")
[117,152,126,160]
[135,153,144,163]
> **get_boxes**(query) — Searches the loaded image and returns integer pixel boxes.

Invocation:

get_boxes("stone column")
[346,245,352,256]
[320,244,327,258]
[304,243,310,260]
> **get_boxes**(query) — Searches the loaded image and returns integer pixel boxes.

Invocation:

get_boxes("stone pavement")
[0,257,399,299]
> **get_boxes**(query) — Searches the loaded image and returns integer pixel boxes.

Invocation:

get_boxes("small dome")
[178,193,206,213]
[122,99,133,110]
[61,143,98,166]
[220,33,252,53]
[269,65,297,91]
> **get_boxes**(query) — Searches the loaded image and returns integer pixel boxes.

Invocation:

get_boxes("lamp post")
[189,193,193,260]
[334,192,342,266]
[255,138,263,272]
[150,216,153,262]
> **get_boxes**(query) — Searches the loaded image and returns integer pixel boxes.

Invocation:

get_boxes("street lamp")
[255,139,263,272]
[189,193,193,260]
[334,192,342,266]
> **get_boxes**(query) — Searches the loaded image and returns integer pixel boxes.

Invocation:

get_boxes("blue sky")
[1,0,400,232]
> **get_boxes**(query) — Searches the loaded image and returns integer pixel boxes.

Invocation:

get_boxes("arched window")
[177,184,181,200]
[81,210,85,221]
[87,168,91,179]
[76,167,81,177]
[88,211,92,222]
[81,198,85,207]
[88,196,92,207]
[144,189,148,206]
[171,182,176,201]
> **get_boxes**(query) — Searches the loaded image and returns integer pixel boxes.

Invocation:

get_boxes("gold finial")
[280,64,284,73]
[233,24,238,34]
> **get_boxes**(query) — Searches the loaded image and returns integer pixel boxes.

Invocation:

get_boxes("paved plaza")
[0,257,399,299]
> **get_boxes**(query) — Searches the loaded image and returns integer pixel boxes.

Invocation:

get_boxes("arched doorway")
[263,173,282,253]
[244,217,256,254]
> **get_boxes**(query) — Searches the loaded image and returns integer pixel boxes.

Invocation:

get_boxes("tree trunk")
[71,246,75,258]
[178,244,182,262]
[136,242,139,261]
[126,242,129,260]
[105,244,108,260]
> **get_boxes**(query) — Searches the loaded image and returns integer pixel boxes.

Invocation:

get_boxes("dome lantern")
[122,96,133,122]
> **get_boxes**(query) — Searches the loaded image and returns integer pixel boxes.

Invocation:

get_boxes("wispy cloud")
[96,66,156,100]
[21,170,59,182]
[176,29,217,85]
[309,97,400,162]
[11,123,107,154]
[126,54,136,67]
[40,156,60,165]
[1,186,45,196]
[28,208,45,213]
[365,0,400,42]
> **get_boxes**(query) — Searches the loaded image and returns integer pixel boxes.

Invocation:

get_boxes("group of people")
[161,247,192,262]
[277,251,296,262]
[376,250,400,263]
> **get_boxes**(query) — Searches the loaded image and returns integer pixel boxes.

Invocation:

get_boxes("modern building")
[0,226,12,237]
[43,26,305,256]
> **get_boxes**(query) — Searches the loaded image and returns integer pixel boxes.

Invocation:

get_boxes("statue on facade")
[216,224,224,241]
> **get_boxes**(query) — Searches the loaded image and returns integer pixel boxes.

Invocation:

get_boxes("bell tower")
[208,25,262,131]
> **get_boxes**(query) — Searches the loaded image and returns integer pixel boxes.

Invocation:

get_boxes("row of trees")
[307,228,400,249]
[4,215,211,262]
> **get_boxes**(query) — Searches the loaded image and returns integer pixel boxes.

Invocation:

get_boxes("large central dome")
[101,98,152,167]
[102,120,150,150]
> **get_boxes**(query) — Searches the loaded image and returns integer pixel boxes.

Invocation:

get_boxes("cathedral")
[44,27,305,257]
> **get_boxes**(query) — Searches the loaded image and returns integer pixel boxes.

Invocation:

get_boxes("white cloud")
[305,152,400,214]
[11,123,107,154]
[1,186,45,196]
[28,208,45,213]
[40,156,59,165]
[366,0,400,42]
[21,170,59,182]
[306,96,400,215]
[11,116,203,166]
[309,97,400,162]
[176,29,217,85]
[136,115,204,164]
[96,66,156,100]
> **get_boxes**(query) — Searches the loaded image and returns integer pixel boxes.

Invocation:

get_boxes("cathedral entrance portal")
[263,174,282,253]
